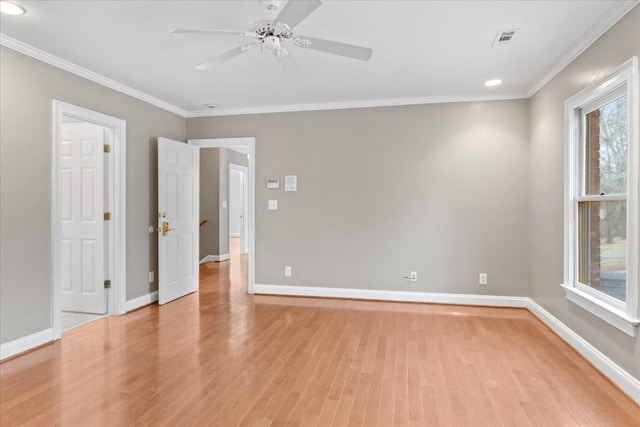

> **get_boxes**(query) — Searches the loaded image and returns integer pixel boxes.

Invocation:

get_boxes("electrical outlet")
[409,271,418,282]
[149,271,155,283]
[479,273,488,285]
[284,266,292,277]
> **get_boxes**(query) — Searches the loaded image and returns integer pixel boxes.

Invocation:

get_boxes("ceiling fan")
[170,0,373,71]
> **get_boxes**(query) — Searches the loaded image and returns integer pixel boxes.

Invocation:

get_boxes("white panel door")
[229,168,243,237]
[241,167,248,255]
[60,122,107,314]
[158,137,199,305]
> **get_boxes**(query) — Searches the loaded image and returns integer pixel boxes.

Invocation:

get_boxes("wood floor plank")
[314,316,366,426]
[1,239,638,426]
[281,313,348,426]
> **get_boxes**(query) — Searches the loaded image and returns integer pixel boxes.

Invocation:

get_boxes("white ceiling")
[0,1,637,116]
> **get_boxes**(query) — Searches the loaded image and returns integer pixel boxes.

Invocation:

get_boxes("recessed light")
[485,79,502,87]
[206,103,218,109]
[0,1,26,15]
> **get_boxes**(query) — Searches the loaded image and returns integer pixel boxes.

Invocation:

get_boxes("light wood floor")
[1,247,639,426]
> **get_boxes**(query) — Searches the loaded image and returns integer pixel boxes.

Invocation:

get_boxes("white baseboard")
[199,253,230,263]
[526,300,640,403]
[0,328,54,360]
[253,284,529,307]
[126,291,158,312]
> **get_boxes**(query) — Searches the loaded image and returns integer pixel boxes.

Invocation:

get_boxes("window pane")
[578,200,627,302]
[585,94,628,195]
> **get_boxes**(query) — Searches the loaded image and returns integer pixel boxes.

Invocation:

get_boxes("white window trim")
[562,57,640,337]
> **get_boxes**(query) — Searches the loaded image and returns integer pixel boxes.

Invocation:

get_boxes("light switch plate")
[285,175,297,192]
[268,200,278,210]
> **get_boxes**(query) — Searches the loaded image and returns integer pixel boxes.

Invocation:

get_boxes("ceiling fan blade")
[296,36,372,61]
[274,0,322,29]
[195,43,257,70]
[171,28,260,38]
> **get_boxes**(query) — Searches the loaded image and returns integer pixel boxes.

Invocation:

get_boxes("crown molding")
[0,34,187,117]
[186,93,529,118]
[527,0,639,98]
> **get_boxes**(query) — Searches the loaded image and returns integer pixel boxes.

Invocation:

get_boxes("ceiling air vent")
[492,29,518,46]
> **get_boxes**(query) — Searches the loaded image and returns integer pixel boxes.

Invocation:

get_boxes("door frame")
[189,137,256,294]
[229,163,249,254]
[52,101,127,339]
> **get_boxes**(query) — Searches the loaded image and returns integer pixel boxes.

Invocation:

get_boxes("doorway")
[189,138,256,294]
[52,101,127,339]
[229,163,249,255]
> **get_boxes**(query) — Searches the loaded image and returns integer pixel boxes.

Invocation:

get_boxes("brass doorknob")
[162,221,174,236]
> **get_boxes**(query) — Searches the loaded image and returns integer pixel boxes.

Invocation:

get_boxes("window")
[562,57,639,337]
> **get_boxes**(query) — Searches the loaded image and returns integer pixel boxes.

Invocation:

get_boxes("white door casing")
[60,122,107,314]
[158,137,200,305]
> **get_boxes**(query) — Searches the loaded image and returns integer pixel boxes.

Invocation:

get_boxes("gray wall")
[188,100,530,295]
[528,6,640,379]
[0,46,185,344]
[199,148,221,259]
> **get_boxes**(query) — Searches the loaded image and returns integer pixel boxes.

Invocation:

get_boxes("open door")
[158,137,199,305]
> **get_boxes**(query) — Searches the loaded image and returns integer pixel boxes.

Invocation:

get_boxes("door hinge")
[104,280,111,289]
[104,212,111,221]
[104,144,112,153]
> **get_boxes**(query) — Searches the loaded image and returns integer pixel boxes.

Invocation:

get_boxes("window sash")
[574,198,628,309]
[578,89,628,198]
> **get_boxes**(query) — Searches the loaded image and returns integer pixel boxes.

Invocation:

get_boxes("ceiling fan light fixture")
[262,35,289,58]
[274,47,288,58]
[0,1,26,15]
[273,22,292,38]
[485,79,502,87]
[292,37,311,48]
